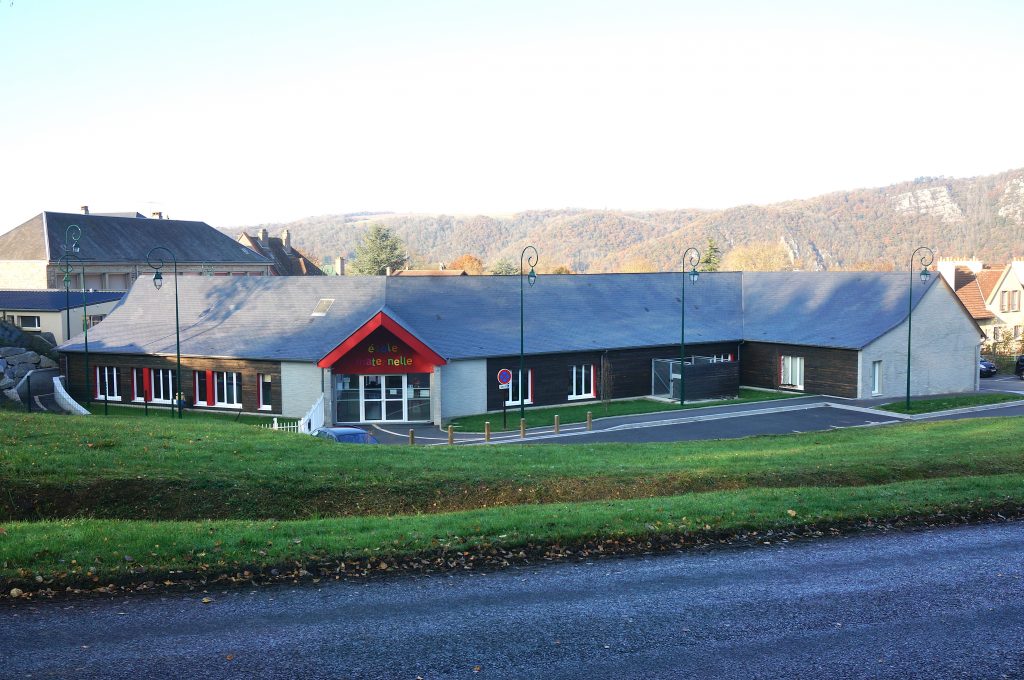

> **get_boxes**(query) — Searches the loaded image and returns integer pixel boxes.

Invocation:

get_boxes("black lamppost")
[57,224,91,406]
[147,246,183,419]
[61,224,81,342]
[905,246,934,411]
[680,247,701,405]
[519,245,538,422]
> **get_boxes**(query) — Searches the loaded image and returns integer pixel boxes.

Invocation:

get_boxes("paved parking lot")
[367,381,1024,447]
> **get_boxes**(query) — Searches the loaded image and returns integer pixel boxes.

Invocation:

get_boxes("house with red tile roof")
[938,259,1024,350]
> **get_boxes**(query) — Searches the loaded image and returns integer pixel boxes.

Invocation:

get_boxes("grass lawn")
[2,409,1023,592]
[85,403,294,426]
[4,475,1023,588]
[877,393,1023,414]
[449,388,802,432]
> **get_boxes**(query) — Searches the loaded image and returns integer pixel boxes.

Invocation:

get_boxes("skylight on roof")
[311,298,335,317]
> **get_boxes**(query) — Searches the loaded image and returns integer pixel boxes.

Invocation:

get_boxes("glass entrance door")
[362,375,383,421]
[361,375,406,422]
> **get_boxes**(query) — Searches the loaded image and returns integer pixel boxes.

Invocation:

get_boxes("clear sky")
[1,0,1022,232]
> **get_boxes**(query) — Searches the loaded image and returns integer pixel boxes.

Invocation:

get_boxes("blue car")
[313,426,379,444]
[979,357,997,378]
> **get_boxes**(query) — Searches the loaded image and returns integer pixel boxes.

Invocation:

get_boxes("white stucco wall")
[437,359,487,422]
[858,282,981,398]
[281,362,327,419]
[1,301,121,343]
[0,261,49,289]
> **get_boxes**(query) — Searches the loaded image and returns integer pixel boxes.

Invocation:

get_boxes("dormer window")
[311,298,335,317]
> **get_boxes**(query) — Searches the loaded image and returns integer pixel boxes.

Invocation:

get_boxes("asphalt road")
[3,522,1023,679]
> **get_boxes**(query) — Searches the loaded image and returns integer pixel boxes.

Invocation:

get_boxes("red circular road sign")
[497,368,513,385]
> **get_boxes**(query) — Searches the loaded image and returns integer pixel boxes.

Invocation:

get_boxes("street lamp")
[60,224,81,344]
[147,246,183,419]
[680,247,701,405]
[58,224,91,406]
[905,246,934,411]
[57,252,90,406]
[519,245,538,422]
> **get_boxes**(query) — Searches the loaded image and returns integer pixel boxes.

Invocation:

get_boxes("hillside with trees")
[228,168,1024,273]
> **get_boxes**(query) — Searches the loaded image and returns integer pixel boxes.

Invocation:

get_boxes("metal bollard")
[447,425,454,445]
[409,429,415,445]
[553,414,560,434]
[519,418,526,439]
[586,411,593,431]
[484,421,491,442]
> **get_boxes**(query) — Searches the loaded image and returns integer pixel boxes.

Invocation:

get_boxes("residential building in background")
[0,290,124,343]
[937,258,1024,349]
[0,211,273,291]
[237,228,325,276]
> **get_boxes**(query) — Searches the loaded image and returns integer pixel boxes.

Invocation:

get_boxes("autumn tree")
[546,264,573,274]
[351,224,407,275]
[620,256,657,273]
[700,238,722,271]
[721,241,792,272]
[489,258,519,275]
[448,253,485,275]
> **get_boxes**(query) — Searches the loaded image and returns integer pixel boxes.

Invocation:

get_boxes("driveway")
[369,388,1024,446]
[3,521,1022,679]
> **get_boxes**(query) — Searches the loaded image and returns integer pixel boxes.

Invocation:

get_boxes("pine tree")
[700,238,722,272]
[351,224,407,275]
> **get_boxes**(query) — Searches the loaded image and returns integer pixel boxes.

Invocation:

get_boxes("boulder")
[0,346,26,358]
[9,351,39,365]
[2,388,19,403]
[0,376,14,390]
[38,332,57,347]
[14,363,33,378]
[0,357,6,372]
[39,356,58,369]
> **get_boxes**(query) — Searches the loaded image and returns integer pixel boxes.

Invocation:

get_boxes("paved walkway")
[368,385,1024,446]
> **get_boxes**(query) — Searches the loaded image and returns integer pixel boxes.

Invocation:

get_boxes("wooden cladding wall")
[739,342,859,398]
[61,352,282,413]
[683,361,740,400]
[484,342,739,411]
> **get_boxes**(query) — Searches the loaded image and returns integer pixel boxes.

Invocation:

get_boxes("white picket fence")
[257,394,325,435]
[257,417,301,433]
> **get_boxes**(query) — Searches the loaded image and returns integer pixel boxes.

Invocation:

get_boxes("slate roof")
[59,272,969,362]
[741,272,944,349]
[238,232,324,276]
[0,212,273,265]
[0,289,125,311]
[391,269,468,276]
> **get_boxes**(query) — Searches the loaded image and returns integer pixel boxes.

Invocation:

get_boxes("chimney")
[257,228,269,246]
[386,266,393,276]
[281,229,292,253]
[152,211,163,220]
[81,205,89,215]
[334,256,345,276]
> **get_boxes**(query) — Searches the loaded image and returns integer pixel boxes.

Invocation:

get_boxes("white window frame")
[150,368,176,404]
[95,366,121,401]
[194,370,210,406]
[17,315,41,331]
[213,371,242,408]
[780,355,805,391]
[871,360,882,396]
[568,364,596,400]
[132,368,146,402]
[505,368,534,407]
[257,373,273,411]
